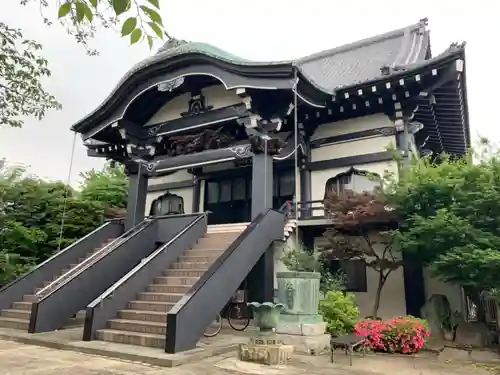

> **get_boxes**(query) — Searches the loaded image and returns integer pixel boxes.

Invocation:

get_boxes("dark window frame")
[328,258,367,293]
[324,167,381,198]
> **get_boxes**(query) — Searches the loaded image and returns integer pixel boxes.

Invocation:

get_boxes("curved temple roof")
[72,18,433,131]
[72,18,468,155]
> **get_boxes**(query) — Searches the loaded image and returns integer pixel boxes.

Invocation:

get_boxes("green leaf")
[58,2,72,18]
[140,5,163,25]
[121,17,137,36]
[112,0,129,16]
[88,0,98,7]
[147,0,160,8]
[147,35,153,50]
[82,2,94,22]
[75,2,86,22]
[130,28,142,45]
[147,22,163,39]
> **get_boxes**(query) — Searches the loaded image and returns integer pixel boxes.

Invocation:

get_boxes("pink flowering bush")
[354,316,430,354]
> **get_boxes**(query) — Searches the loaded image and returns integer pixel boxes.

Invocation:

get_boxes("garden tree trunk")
[372,269,391,318]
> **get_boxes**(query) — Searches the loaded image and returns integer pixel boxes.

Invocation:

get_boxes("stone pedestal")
[275,271,329,355]
[276,318,330,355]
[237,334,294,366]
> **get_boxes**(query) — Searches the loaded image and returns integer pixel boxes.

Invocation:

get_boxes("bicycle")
[203,289,251,337]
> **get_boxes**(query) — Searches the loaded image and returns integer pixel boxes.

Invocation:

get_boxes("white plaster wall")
[148,170,192,186]
[356,267,406,319]
[311,137,395,162]
[423,268,463,313]
[309,114,398,202]
[145,84,241,125]
[315,234,407,319]
[310,113,394,140]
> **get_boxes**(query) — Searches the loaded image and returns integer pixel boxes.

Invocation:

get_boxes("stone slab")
[454,322,490,348]
[238,343,294,366]
[216,357,293,375]
[277,333,330,356]
[0,327,244,367]
[277,321,327,336]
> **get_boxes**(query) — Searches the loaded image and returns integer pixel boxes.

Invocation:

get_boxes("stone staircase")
[95,223,248,348]
[0,238,116,331]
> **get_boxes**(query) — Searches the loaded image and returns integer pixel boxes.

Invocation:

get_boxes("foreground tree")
[386,150,500,319]
[322,189,401,318]
[1,0,167,128]
[0,22,61,127]
[0,160,128,284]
[79,162,128,208]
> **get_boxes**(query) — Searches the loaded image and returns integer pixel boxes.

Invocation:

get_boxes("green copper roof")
[130,38,291,73]
[156,39,254,63]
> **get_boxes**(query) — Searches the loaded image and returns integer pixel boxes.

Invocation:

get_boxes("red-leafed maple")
[322,189,402,318]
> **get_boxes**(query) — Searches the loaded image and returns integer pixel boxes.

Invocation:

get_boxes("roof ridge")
[295,18,429,65]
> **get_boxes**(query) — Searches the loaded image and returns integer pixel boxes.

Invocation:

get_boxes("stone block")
[237,343,294,366]
[277,321,327,336]
[279,313,323,325]
[276,333,330,355]
[454,321,490,348]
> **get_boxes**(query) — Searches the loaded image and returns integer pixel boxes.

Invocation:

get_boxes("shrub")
[319,290,359,336]
[280,244,346,295]
[355,316,430,354]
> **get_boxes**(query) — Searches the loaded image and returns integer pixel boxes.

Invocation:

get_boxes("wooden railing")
[279,200,327,220]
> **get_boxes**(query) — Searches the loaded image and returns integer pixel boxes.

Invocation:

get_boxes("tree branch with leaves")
[322,189,401,318]
[0,22,61,127]
[53,0,168,53]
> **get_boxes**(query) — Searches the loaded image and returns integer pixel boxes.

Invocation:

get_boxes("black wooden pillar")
[125,163,149,230]
[299,165,312,219]
[251,153,273,219]
[247,152,274,303]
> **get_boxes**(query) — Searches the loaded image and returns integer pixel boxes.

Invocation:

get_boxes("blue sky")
[0,1,497,183]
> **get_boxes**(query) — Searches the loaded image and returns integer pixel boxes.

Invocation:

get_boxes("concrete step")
[109,318,167,335]
[11,301,32,311]
[163,269,205,278]
[206,223,249,233]
[191,240,234,250]
[96,329,165,348]
[183,249,224,257]
[178,255,219,263]
[0,309,30,320]
[129,300,175,312]
[118,309,168,323]
[0,316,29,330]
[170,262,209,270]
[39,239,118,291]
[137,292,182,305]
[152,276,198,286]
[202,231,241,238]
[146,284,191,294]
[23,294,36,302]
[65,310,86,328]
[142,290,183,302]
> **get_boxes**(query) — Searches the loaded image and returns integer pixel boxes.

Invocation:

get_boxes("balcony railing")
[280,200,327,220]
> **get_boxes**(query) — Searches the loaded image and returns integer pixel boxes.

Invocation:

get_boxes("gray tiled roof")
[295,18,430,93]
[72,19,436,132]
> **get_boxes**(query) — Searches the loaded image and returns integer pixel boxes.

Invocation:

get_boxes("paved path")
[0,339,497,375]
